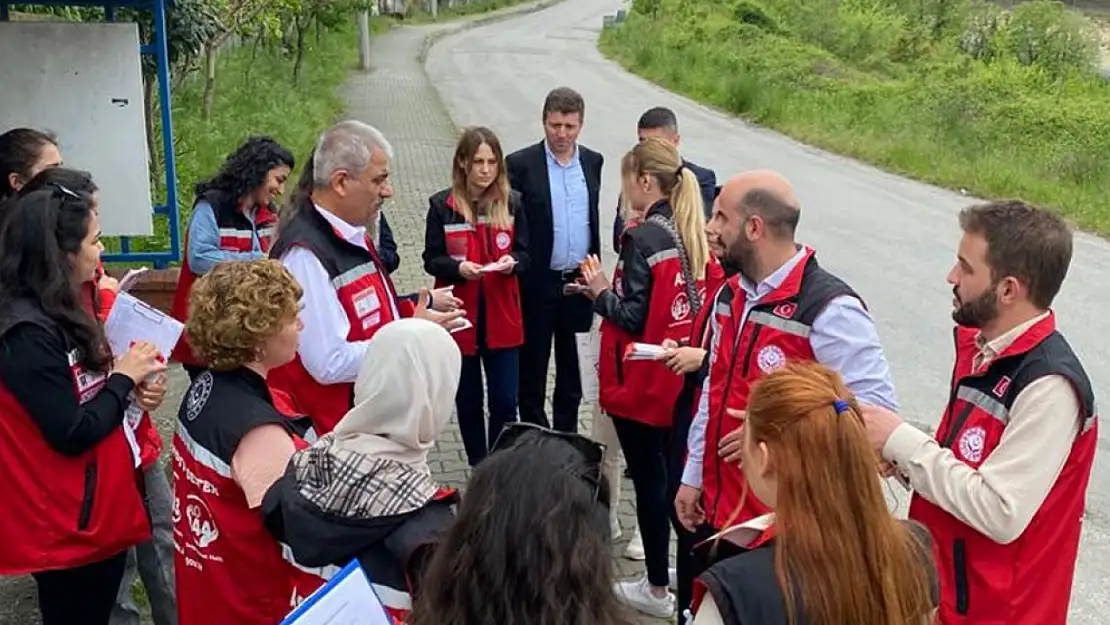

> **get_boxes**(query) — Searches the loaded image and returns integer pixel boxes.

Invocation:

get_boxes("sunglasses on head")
[50,183,81,200]
[491,421,607,500]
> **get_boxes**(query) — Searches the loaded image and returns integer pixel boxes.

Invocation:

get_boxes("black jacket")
[421,188,530,282]
[613,158,716,253]
[593,200,681,336]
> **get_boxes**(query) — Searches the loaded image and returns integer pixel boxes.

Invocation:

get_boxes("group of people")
[0,81,1096,625]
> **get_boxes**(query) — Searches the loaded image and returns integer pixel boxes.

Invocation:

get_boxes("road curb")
[416,0,567,63]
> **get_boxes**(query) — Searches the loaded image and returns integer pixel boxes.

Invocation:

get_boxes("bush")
[598,0,1110,232]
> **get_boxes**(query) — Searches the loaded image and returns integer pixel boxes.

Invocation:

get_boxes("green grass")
[600,0,1110,234]
[104,19,370,263]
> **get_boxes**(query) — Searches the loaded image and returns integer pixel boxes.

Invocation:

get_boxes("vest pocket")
[78,461,98,531]
[953,538,969,615]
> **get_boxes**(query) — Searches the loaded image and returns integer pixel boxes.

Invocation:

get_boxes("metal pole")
[357,10,371,70]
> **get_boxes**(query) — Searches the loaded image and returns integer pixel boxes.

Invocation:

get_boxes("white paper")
[104,292,184,466]
[625,342,667,361]
[281,561,391,625]
[448,318,474,334]
[117,267,150,292]
[479,259,515,273]
[575,331,599,404]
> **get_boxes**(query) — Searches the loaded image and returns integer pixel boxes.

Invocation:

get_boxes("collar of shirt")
[314,204,368,251]
[544,141,579,168]
[704,512,776,549]
[972,310,1051,372]
[739,246,807,303]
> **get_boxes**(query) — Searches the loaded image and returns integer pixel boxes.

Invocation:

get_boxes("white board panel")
[0,21,154,236]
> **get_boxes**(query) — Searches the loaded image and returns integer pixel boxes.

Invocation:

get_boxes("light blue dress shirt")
[682,247,900,488]
[545,142,590,271]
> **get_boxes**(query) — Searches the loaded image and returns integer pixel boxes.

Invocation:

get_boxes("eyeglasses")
[491,421,607,500]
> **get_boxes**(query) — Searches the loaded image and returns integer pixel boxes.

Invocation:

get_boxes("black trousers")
[612,415,672,588]
[518,271,592,433]
[33,550,128,625]
[669,375,708,620]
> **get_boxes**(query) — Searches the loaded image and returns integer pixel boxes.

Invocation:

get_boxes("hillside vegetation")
[600,0,1110,232]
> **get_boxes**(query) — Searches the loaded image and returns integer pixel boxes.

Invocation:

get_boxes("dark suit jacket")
[506,141,604,298]
[612,158,716,253]
[377,212,400,274]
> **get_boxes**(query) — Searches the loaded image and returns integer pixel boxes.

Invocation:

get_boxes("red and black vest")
[702,248,859,530]
[173,368,329,625]
[0,299,150,575]
[170,192,278,366]
[428,189,524,355]
[910,314,1097,625]
[598,207,725,427]
[267,205,415,434]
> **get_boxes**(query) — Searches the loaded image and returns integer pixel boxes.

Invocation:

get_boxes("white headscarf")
[330,317,462,474]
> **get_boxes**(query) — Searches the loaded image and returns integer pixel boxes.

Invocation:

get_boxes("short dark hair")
[739,188,799,238]
[638,106,678,132]
[958,200,1072,309]
[542,87,585,122]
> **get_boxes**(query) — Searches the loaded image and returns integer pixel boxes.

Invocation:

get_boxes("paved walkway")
[343,10,669,622]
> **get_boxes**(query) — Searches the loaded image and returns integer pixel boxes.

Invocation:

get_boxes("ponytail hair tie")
[832,399,850,414]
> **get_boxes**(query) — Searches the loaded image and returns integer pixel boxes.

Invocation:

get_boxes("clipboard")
[280,560,392,624]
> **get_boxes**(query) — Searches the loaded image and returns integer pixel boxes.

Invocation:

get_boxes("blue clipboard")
[279,559,392,624]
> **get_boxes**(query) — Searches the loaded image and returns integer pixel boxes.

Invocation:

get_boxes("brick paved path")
[344,10,673,623]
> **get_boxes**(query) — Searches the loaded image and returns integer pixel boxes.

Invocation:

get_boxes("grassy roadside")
[105,19,375,259]
[599,0,1110,234]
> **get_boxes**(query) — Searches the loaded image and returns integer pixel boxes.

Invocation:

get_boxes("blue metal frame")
[0,0,181,268]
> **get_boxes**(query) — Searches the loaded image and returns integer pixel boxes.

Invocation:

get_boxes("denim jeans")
[456,347,519,466]
[110,458,177,625]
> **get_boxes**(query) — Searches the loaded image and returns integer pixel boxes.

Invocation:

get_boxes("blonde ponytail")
[671,167,709,280]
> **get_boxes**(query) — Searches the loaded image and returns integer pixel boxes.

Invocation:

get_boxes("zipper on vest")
[78,460,98,531]
[941,400,977,449]
[953,538,970,614]
[614,340,625,385]
[739,325,762,378]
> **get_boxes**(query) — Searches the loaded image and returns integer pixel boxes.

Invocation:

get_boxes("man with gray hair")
[269,120,464,434]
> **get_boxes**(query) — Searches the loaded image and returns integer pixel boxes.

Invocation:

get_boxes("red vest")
[701,249,859,529]
[434,193,524,355]
[170,198,278,366]
[0,301,149,574]
[173,369,329,625]
[599,252,724,427]
[267,206,415,434]
[909,315,1097,625]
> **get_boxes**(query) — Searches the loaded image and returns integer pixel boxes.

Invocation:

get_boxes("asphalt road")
[425,0,1110,620]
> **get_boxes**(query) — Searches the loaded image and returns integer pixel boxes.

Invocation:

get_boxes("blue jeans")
[456,347,519,466]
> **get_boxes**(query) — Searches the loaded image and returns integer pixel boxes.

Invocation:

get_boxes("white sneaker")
[613,577,676,618]
[610,515,622,541]
[623,526,645,560]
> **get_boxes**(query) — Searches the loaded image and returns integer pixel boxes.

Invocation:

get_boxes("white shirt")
[279,205,398,385]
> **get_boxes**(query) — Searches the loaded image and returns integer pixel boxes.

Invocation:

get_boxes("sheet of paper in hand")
[104,291,184,360]
[280,560,392,625]
[575,331,600,404]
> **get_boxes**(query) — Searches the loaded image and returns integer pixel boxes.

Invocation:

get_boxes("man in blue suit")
[613,107,717,252]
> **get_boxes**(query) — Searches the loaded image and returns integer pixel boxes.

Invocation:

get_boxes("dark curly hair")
[409,430,637,625]
[194,136,294,209]
[0,187,108,371]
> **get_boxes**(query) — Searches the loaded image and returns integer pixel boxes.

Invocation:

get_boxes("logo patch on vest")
[671,292,691,321]
[495,232,511,251]
[992,376,1011,398]
[958,426,987,463]
[185,371,214,422]
[757,345,786,373]
[353,286,382,319]
[773,302,797,319]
